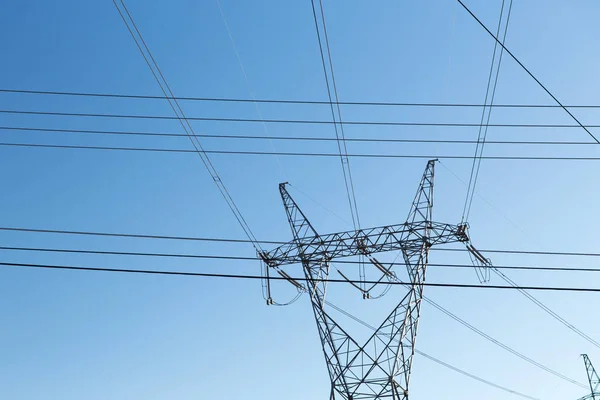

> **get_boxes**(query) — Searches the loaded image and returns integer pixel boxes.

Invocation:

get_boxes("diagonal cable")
[462,0,511,222]
[457,0,600,144]
[310,0,361,231]
[113,0,262,251]
[464,0,513,222]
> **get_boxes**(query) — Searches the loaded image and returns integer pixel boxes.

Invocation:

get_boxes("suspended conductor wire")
[310,0,360,232]
[465,0,513,222]
[491,267,600,349]
[456,0,600,144]
[6,225,600,259]
[316,0,361,230]
[461,0,510,222]
[7,259,600,293]
[10,142,600,160]
[12,87,600,109]
[464,0,513,222]
[312,0,366,292]
[10,108,600,128]
[7,125,600,146]
[9,243,600,273]
[113,0,262,253]
[211,0,300,304]
[421,295,586,388]
[214,0,286,180]
[444,157,600,348]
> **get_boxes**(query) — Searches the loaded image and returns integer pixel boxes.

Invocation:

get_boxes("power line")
[214,0,286,179]
[453,0,600,346]
[4,260,600,292]
[6,88,600,109]
[4,125,600,146]
[491,267,600,349]
[6,142,600,161]
[420,297,587,389]
[5,244,600,273]
[414,350,540,399]
[7,108,600,128]
[0,255,587,393]
[462,0,512,222]
[2,225,600,258]
[0,226,282,244]
[112,0,263,253]
[311,0,361,232]
[457,0,600,144]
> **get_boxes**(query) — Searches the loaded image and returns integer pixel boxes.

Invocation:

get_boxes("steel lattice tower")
[260,160,490,399]
[579,355,600,400]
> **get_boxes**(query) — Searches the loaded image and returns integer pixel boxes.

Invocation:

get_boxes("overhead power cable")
[7,88,600,109]
[450,0,600,346]
[7,108,600,128]
[0,245,585,387]
[2,225,600,258]
[0,226,283,244]
[421,295,586,388]
[4,244,600,274]
[214,0,286,179]
[311,0,360,231]
[5,260,600,292]
[462,0,512,222]
[457,0,600,144]
[491,267,600,349]
[6,142,600,161]
[5,244,600,273]
[414,350,539,400]
[112,0,262,252]
[3,125,600,146]
[0,258,590,391]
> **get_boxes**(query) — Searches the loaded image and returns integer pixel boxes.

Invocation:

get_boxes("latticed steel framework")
[260,160,489,399]
[579,354,600,400]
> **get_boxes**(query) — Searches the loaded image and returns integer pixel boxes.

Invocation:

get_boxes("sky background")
[1,1,600,399]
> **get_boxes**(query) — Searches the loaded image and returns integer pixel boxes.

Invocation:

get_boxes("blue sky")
[1,1,600,399]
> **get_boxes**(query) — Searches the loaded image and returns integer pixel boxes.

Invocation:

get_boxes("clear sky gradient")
[1,1,600,399]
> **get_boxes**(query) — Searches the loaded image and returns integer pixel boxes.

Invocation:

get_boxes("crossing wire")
[112,0,262,253]
[456,0,600,144]
[3,225,600,259]
[6,88,600,109]
[1,242,600,269]
[4,243,600,274]
[7,142,600,161]
[5,260,600,293]
[9,108,600,128]
[455,0,600,351]
[3,125,600,146]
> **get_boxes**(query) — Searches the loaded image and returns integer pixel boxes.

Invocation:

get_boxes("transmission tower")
[579,354,600,400]
[259,159,491,399]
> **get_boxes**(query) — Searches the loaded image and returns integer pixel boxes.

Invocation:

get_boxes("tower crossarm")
[261,221,469,268]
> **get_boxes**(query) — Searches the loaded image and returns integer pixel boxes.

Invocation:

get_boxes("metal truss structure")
[259,160,491,399]
[579,354,600,400]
